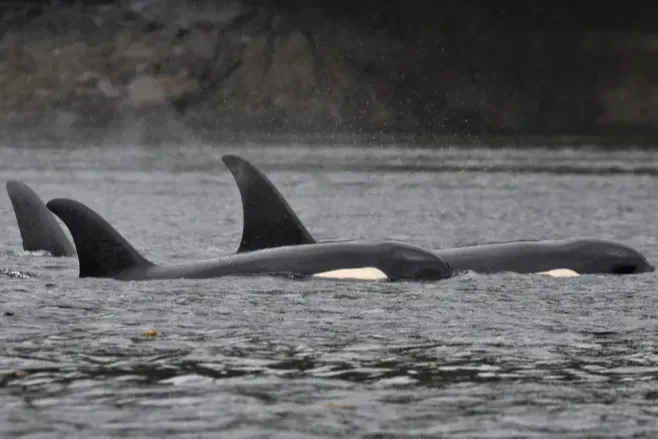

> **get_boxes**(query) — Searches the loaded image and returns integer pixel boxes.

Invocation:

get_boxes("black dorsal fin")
[46,198,154,278]
[6,180,76,257]
[221,154,317,253]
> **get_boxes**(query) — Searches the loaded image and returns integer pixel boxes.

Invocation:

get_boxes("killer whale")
[429,238,654,275]
[5,180,76,257]
[46,198,453,282]
[220,154,654,276]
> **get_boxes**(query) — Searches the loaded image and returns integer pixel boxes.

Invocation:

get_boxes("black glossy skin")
[435,239,655,275]
[221,154,655,276]
[5,180,76,257]
[137,240,453,282]
[46,198,453,282]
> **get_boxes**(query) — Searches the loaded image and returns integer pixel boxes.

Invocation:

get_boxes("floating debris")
[143,329,159,337]
[0,369,28,387]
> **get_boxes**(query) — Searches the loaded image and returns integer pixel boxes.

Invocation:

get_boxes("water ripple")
[1,144,658,437]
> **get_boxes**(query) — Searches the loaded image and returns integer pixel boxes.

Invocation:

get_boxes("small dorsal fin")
[221,154,317,253]
[46,198,154,278]
[5,180,76,257]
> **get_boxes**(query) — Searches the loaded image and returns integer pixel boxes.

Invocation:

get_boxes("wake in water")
[0,268,34,279]
[20,250,54,258]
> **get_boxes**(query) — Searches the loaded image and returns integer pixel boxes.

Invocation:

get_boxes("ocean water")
[1,143,657,438]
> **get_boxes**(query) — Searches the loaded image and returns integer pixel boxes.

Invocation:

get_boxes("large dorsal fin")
[46,198,154,278]
[5,180,76,257]
[221,154,317,253]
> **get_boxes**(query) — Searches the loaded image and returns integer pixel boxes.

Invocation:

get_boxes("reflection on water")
[1,144,658,437]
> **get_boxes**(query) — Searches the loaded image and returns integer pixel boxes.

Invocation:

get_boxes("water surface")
[1,143,657,438]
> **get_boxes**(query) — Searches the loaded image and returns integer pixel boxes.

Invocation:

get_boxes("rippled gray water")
[1,143,658,438]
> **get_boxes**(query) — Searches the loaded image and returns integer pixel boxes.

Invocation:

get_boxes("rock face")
[0,0,656,143]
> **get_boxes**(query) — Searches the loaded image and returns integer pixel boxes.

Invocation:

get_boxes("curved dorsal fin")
[221,154,316,253]
[5,180,76,257]
[46,198,153,278]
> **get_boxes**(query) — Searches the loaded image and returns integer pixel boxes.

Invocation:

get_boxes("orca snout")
[379,241,453,281]
[588,240,655,275]
[612,260,655,275]
[634,254,655,274]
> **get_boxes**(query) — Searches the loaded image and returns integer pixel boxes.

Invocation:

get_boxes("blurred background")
[0,0,656,146]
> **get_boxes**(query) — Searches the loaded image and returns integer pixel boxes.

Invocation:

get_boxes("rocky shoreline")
[0,1,657,146]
